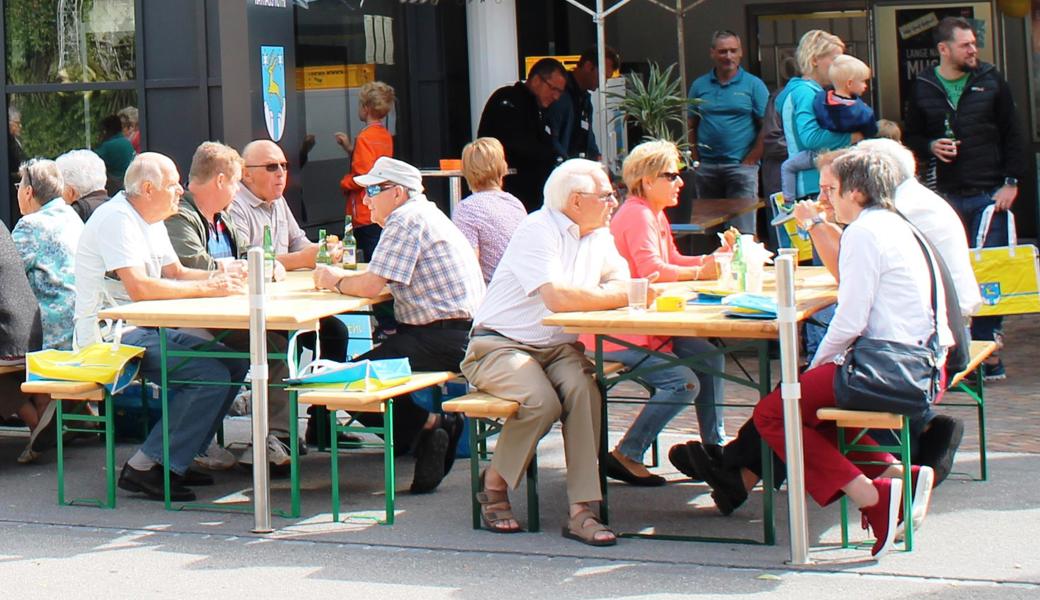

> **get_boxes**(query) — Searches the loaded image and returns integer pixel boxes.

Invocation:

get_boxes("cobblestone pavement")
[607,314,1039,454]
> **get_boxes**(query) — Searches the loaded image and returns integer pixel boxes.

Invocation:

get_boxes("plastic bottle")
[732,235,747,292]
[315,228,331,265]
[262,225,276,282]
[342,216,358,270]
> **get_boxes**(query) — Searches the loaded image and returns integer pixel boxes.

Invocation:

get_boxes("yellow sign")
[297,64,376,90]
[524,55,618,78]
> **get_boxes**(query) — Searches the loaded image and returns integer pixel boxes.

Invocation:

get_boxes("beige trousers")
[461,334,602,504]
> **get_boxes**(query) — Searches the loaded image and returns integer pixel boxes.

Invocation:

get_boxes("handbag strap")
[895,210,941,352]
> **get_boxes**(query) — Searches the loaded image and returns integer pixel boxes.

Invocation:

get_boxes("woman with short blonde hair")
[461,137,509,191]
[452,137,527,283]
[795,30,845,78]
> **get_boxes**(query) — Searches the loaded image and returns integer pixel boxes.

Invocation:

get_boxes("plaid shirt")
[368,195,485,325]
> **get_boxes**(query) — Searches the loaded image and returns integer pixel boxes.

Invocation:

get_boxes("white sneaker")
[239,433,292,467]
[193,440,237,471]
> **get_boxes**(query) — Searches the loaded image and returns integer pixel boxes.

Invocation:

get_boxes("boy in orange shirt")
[337,81,395,263]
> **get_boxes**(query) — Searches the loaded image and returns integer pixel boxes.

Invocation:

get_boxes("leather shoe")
[603,452,665,486]
[410,427,449,494]
[915,414,963,487]
[439,413,464,474]
[668,442,703,481]
[172,467,215,487]
[118,463,195,501]
[688,442,747,515]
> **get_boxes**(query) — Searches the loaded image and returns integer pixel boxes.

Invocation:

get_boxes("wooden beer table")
[671,197,765,235]
[543,267,837,544]
[100,271,390,515]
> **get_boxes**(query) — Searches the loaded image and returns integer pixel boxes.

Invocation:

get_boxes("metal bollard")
[775,255,810,564]
[248,247,272,534]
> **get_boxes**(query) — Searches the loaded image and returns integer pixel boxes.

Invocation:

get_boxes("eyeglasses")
[365,183,396,198]
[245,162,289,172]
[540,75,566,95]
[658,172,682,182]
[576,190,617,202]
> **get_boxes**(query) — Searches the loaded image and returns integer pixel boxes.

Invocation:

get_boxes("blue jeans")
[603,337,726,462]
[944,191,1007,343]
[694,162,759,233]
[125,328,249,475]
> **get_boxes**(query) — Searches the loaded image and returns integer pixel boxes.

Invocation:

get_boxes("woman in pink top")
[599,140,727,486]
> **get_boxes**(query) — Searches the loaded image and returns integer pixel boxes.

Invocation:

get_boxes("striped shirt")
[368,195,485,325]
[474,208,629,347]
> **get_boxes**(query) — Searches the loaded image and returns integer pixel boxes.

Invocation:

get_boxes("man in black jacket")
[477,58,567,212]
[545,47,618,162]
[905,16,1026,381]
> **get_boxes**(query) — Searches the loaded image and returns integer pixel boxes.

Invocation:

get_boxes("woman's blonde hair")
[622,140,681,198]
[796,30,845,77]
[359,81,396,119]
[462,137,509,191]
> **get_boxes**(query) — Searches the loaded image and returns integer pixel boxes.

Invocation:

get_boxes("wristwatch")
[802,215,825,232]
[1004,177,1019,187]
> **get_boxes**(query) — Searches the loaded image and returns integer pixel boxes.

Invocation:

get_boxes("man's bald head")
[124,152,183,223]
[240,140,288,202]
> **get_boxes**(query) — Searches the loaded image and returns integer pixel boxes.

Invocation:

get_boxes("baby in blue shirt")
[781,55,878,202]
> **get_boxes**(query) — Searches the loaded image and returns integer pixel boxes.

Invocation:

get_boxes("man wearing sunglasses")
[477,58,568,213]
[314,156,485,494]
[228,140,317,272]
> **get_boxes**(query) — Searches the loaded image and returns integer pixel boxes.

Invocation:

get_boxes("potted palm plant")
[611,62,701,226]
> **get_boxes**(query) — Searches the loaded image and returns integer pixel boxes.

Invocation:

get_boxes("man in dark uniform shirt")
[477,58,567,212]
[545,47,618,161]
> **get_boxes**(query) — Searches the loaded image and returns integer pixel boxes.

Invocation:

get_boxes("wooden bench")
[816,407,916,553]
[943,340,998,480]
[0,364,25,375]
[441,361,625,533]
[292,371,458,525]
[21,380,117,509]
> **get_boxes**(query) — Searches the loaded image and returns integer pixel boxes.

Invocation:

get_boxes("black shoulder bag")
[833,218,942,419]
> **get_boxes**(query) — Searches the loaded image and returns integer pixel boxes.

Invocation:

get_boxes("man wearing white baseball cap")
[314,156,486,493]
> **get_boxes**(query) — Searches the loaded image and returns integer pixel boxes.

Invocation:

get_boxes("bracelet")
[334,276,347,295]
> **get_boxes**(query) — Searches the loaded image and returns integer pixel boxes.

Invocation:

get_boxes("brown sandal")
[562,508,617,547]
[476,470,522,534]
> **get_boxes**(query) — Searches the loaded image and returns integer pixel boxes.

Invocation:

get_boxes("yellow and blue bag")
[284,330,411,392]
[771,192,814,262]
[971,205,1040,317]
[26,342,146,395]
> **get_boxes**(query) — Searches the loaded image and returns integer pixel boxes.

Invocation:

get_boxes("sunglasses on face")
[658,172,682,182]
[365,183,396,198]
[245,162,289,173]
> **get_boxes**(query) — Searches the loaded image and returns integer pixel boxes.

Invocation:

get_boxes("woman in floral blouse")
[13,158,83,351]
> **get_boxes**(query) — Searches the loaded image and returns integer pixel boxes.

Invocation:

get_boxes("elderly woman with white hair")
[56,149,110,222]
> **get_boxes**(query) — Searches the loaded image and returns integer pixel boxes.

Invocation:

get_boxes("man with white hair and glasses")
[56,149,110,222]
[460,158,650,546]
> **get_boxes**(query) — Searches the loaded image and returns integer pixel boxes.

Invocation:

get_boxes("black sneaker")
[172,467,215,487]
[688,443,747,515]
[118,463,195,501]
[916,414,964,487]
[982,360,1006,382]
[410,428,449,494]
[668,442,704,482]
[439,413,464,474]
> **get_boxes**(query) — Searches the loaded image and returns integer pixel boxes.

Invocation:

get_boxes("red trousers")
[753,362,895,506]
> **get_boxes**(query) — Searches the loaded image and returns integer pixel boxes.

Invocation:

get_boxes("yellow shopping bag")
[971,206,1040,317]
[771,192,814,262]
[27,343,146,394]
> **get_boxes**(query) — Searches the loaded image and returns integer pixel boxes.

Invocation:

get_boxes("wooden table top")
[671,197,766,234]
[98,271,391,331]
[542,267,837,339]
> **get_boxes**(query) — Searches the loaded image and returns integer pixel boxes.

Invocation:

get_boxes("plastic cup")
[746,268,764,294]
[715,253,733,290]
[215,257,247,276]
[627,278,648,312]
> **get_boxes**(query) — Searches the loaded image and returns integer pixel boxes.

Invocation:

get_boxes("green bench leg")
[104,394,117,508]
[383,399,395,525]
[55,394,117,509]
[56,400,66,506]
[469,419,481,530]
[330,408,341,523]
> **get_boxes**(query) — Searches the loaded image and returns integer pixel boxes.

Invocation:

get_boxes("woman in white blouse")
[752,150,952,558]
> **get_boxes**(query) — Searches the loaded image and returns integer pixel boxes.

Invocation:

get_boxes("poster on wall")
[894,6,980,121]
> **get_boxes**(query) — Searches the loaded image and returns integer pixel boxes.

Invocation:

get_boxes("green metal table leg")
[469,419,481,530]
[330,408,340,523]
[526,453,539,532]
[56,400,66,506]
[383,398,395,525]
[160,327,173,511]
[900,419,914,551]
[757,340,775,546]
[837,426,850,548]
[974,372,987,481]
[104,393,117,509]
[289,388,300,518]
[595,336,609,525]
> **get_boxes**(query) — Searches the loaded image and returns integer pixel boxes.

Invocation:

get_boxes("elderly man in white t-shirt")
[461,158,655,546]
[74,152,248,503]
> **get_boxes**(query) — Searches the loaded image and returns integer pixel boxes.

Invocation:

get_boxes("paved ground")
[1,314,1038,597]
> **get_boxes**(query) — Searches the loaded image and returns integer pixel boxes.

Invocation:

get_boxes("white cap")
[354,156,424,193]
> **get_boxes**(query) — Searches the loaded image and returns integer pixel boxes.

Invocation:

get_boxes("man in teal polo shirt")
[687,30,769,233]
